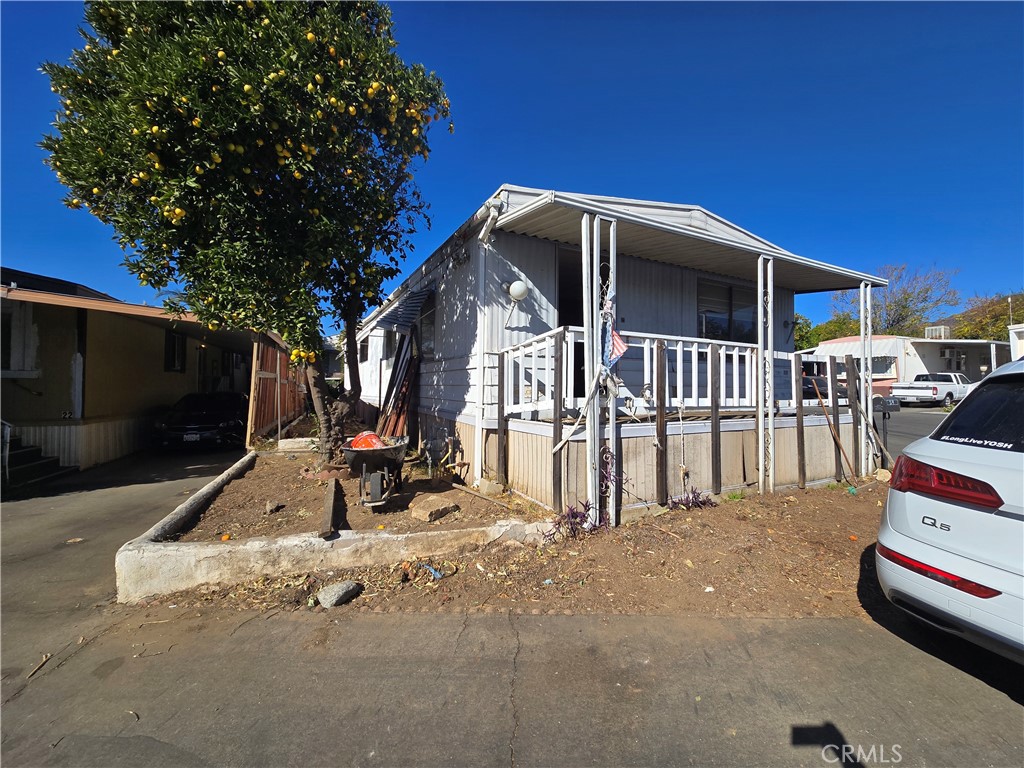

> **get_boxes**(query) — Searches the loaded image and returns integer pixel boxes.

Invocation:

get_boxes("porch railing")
[500,327,758,415]
[499,327,851,418]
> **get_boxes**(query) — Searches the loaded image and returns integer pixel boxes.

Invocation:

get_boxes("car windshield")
[931,375,1024,453]
[174,393,243,411]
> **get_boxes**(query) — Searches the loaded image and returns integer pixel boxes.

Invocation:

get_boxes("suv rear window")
[931,375,1024,453]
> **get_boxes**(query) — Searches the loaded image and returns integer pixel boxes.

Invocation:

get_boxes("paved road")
[2,449,1021,768]
[875,406,949,461]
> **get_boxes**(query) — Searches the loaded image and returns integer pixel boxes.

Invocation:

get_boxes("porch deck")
[492,326,867,519]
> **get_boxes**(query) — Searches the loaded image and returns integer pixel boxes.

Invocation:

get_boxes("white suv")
[876,359,1024,661]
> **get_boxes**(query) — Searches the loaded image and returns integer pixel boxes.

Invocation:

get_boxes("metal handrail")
[1,418,12,483]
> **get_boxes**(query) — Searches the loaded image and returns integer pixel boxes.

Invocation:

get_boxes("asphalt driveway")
[2,448,1020,767]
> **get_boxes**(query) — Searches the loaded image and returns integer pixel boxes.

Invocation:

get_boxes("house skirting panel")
[395,406,859,513]
[15,416,151,470]
[503,415,857,512]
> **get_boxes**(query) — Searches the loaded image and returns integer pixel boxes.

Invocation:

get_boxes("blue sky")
[2,1,1021,330]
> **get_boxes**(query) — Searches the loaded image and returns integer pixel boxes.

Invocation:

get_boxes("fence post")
[845,354,861,479]
[497,351,507,486]
[710,343,722,495]
[829,356,842,482]
[552,330,564,513]
[655,340,668,506]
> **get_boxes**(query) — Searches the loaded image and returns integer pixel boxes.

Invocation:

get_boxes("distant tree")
[41,0,450,459]
[953,291,1024,340]
[792,313,814,349]
[831,264,959,336]
[805,313,860,347]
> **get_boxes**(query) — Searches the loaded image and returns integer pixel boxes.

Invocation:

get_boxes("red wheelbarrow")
[341,435,409,507]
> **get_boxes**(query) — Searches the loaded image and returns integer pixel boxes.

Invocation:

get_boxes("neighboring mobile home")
[1,268,302,487]
[808,332,1011,395]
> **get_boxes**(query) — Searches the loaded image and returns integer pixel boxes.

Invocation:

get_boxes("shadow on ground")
[3,447,245,501]
[857,544,1023,704]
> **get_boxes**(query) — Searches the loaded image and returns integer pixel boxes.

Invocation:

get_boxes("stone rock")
[477,478,505,497]
[317,580,362,608]
[874,468,892,483]
[410,496,459,522]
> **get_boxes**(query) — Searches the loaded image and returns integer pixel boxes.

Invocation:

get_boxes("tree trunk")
[344,300,362,401]
[306,360,333,462]
[306,358,352,464]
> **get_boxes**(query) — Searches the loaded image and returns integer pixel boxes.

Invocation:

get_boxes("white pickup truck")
[888,372,973,407]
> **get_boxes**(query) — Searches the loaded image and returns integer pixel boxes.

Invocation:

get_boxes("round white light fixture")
[507,280,528,302]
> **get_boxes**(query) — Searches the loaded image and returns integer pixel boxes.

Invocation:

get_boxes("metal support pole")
[756,256,765,494]
[766,256,775,493]
[865,283,874,474]
[756,255,775,494]
[655,340,668,505]
[580,214,598,512]
[607,219,618,526]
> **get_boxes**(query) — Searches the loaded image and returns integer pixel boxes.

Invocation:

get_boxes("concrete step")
[7,444,43,467]
[7,456,73,488]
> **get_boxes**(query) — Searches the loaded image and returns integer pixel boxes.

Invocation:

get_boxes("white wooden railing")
[500,327,759,415]
[499,327,854,418]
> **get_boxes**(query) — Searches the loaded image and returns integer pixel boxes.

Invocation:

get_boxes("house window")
[359,338,369,363]
[942,347,966,372]
[383,330,397,360]
[164,330,186,372]
[697,280,756,343]
[419,294,436,358]
[1,306,12,371]
[1,302,40,378]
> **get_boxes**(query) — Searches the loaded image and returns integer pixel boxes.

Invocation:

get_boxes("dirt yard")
[175,453,546,541]
[161,449,888,620]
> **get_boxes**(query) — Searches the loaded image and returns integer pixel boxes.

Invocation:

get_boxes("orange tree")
[41,0,450,457]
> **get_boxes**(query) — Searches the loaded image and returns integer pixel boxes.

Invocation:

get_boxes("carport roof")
[491,185,887,294]
[0,285,263,354]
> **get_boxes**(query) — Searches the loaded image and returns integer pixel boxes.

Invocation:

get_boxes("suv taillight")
[932,386,938,396]
[876,543,1001,598]
[890,455,1003,509]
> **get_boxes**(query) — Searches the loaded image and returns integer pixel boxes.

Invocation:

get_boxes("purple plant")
[668,487,718,511]
[544,500,608,542]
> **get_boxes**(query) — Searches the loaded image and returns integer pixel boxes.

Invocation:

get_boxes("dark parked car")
[156,392,248,448]
[801,375,848,401]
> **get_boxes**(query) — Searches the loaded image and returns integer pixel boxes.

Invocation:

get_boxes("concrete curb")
[115,453,549,603]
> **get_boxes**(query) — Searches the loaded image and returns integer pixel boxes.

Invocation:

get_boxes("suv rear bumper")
[875,532,1024,663]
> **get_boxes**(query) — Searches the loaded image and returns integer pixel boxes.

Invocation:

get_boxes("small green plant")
[826,482,840,490]
[725,490,745,501]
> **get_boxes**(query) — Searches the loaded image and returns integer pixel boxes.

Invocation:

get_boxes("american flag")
[610,329,628,365]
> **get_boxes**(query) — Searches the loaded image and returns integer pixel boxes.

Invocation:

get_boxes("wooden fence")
[246,335,307,446]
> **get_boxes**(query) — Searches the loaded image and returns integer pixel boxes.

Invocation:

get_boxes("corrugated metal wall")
[15,416,150,470]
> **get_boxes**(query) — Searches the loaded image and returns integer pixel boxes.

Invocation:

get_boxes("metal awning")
[374,287,434,335]
[811,336,904,359]
[492,186,887,294]
[0,285,258,354]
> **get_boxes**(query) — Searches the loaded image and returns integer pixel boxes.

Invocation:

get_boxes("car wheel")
[942,392,954,407]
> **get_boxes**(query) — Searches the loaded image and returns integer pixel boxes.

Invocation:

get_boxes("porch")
[491,326,868,520]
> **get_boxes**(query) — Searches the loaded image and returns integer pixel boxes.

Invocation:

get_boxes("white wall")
[1009,324,1024,360]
